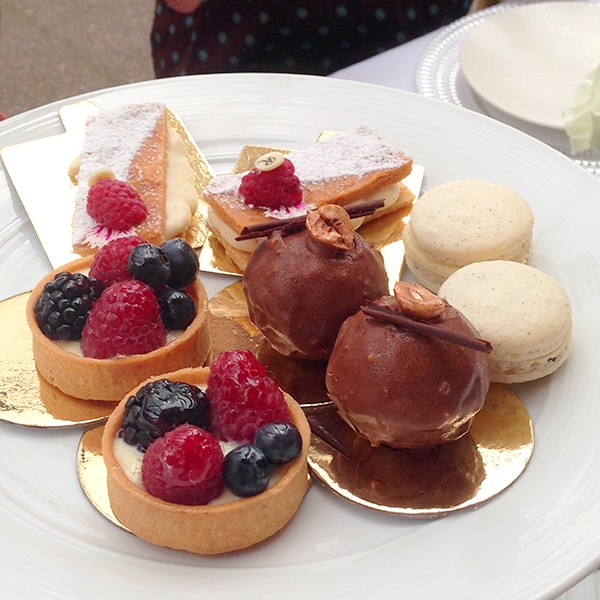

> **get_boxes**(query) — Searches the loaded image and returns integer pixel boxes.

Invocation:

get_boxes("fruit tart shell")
[26,256,211,401]
[102,367,311,554]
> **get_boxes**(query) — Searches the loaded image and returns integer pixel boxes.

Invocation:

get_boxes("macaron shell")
[404,180,534,291]
[438,260,572,384]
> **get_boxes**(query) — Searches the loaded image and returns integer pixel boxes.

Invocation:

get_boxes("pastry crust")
[102,367,311,554]
[72,104,169,256]
[26,256,211,401]
[203,124,413,269]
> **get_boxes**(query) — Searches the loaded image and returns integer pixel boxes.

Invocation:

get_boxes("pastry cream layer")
[208,182,402,253]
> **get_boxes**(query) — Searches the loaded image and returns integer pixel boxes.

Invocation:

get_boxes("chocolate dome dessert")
[326,282,491,449]
[243,205,389,361]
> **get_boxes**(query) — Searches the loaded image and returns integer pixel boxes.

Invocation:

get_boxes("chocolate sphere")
[326,296,490,448]
[243,229,388,361]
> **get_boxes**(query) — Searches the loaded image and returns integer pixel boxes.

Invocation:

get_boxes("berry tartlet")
[26,237,210,401]
[101,352,310,554]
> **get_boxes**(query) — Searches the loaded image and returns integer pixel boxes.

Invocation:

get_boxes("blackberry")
[222,444,272,497]
[253,422,302,465]
[34,271,103,340]
[161,238,199,288]
[128,243,171,287]
[120,379,211,451]
[156,286,197,330]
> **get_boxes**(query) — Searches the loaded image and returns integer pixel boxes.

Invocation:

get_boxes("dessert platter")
[0,73,599,599]
[416,0,600,179]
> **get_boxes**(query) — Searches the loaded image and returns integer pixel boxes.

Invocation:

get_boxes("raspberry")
[207,350,290,443]
[89,235,147,287]
[87,178,148,231]
[239,158,302,210]
[142,424,224,505]
[81,279,166,359]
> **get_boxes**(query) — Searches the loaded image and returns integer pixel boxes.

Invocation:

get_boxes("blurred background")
[0,0,155,118]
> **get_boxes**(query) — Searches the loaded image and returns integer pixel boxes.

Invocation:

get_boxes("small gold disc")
[0,292,116,428]
[77,425,128,531]
[308,384,534,517]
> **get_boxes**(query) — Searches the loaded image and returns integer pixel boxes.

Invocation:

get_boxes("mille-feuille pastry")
[403,179,534,292]
[102,352,310,554]
[326,282,491,449]
[438,260,572,383]
[27,236,211,401]
[71,103,199,255]
[203,123,413,270]
[243,204,389,361]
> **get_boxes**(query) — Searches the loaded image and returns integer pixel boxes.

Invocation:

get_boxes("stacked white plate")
[417,0,600,178]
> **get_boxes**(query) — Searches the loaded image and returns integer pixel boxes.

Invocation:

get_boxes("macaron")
[403,179,534,292]
[438,260,572,384]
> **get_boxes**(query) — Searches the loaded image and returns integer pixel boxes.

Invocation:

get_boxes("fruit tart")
[27,236,210,401]
[102,351,310,554]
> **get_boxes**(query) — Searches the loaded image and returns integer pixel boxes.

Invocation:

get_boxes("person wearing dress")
[151,1,474,78]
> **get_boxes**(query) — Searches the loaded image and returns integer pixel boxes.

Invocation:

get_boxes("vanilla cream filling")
[209,181,402,253]
[164,126,198,238]
[55,330,184,357]
[113,417,284,506]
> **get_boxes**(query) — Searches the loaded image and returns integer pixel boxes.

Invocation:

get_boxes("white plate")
[1,73,600,600]
[460,1,600,129]
[416,0,600,179]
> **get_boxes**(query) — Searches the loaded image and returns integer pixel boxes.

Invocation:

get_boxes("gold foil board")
[77,384,532,526]
[308,384,534,517]
[0,102,214,269]
[0,292,116,428]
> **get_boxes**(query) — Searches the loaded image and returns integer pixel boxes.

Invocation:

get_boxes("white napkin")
[563,63,600,154]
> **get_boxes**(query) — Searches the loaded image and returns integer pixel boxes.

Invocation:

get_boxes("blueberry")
[253,422,302,465]
[156,286,197,329]
[222,444,272,497]
[161,238,199,288]
[128,243,171,287]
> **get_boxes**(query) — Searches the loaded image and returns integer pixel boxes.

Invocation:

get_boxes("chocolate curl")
[361,303,493,353]
[235,199,385,241]
[307,414,352,458]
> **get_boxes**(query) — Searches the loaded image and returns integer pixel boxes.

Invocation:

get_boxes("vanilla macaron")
[438,260,572,384]
[403,179,534,291]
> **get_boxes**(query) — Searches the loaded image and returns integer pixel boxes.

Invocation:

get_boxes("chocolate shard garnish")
[235,199,385,241]
[307,414,352,458]
[361,303,493,353]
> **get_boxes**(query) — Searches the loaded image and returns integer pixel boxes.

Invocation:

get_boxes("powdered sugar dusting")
[204,124,410,209]
[263,201,314,219]
[292,124,409,184]
[72,103,165,247]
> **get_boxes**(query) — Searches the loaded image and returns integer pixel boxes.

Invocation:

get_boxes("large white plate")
[1,73,600,600]
[460,1,600,130]
[416,0,600,179]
